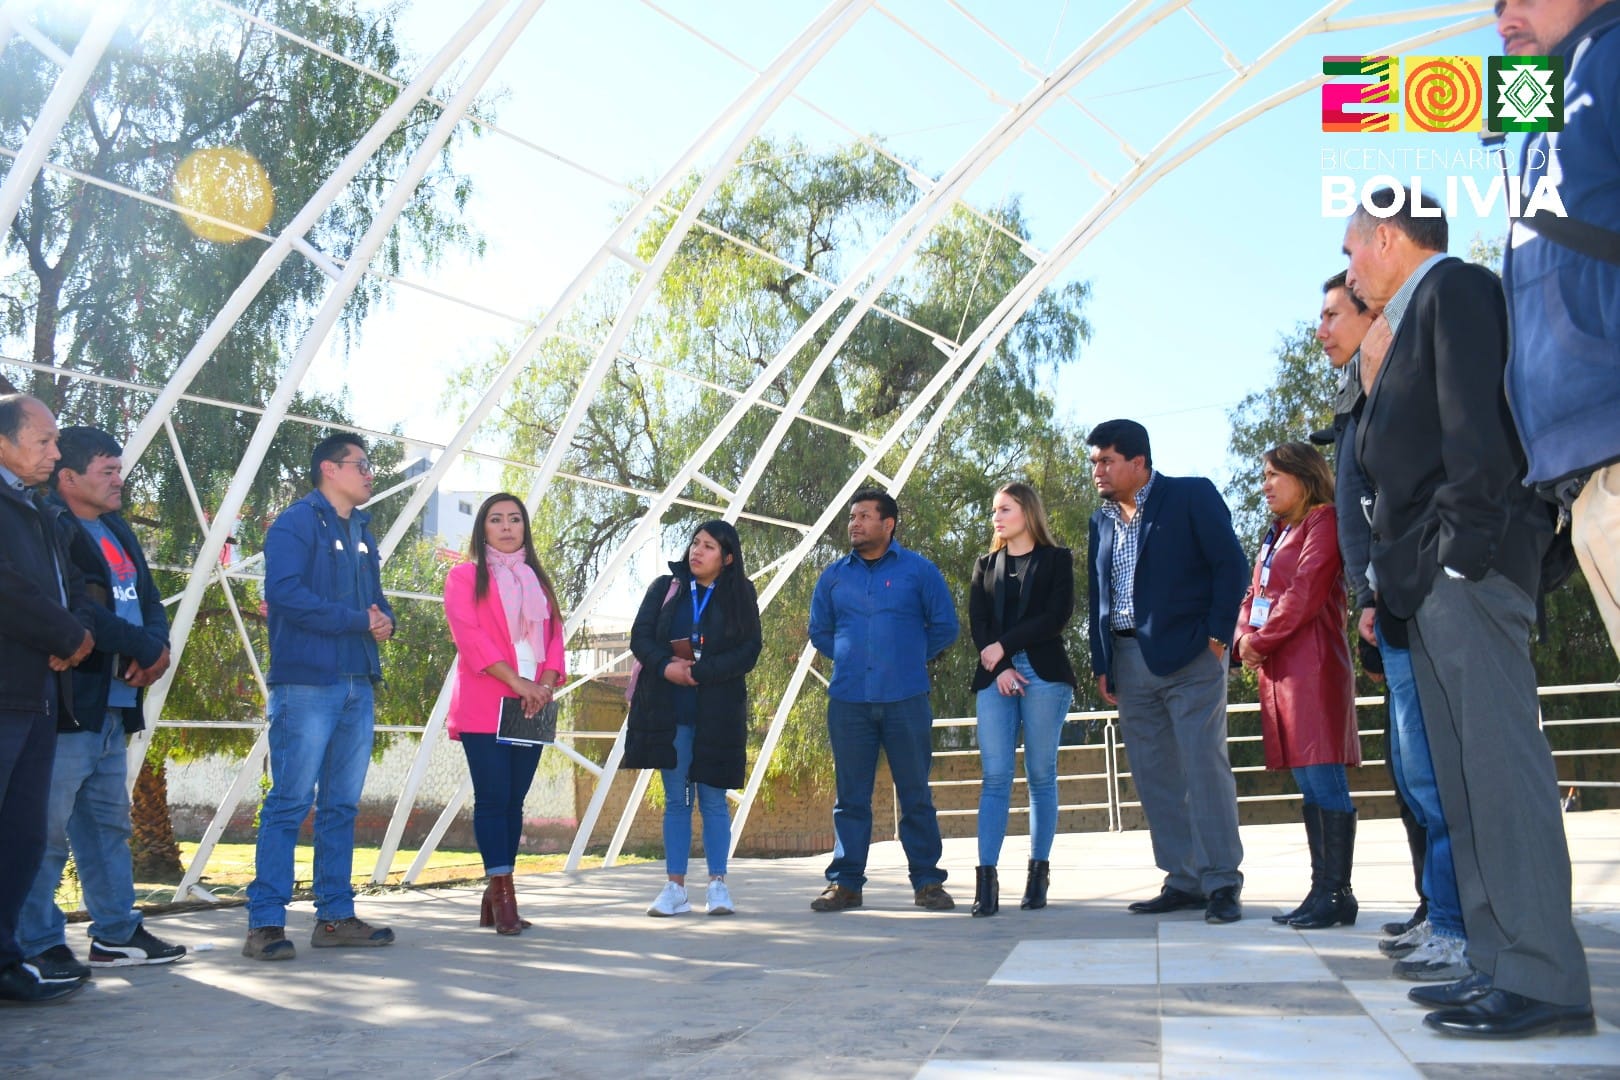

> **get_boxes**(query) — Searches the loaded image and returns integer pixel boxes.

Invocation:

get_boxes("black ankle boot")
[1020,859,1049,910]
[972,865,999,917]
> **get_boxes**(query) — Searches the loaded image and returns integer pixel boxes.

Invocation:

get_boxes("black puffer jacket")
[623,562,762,790]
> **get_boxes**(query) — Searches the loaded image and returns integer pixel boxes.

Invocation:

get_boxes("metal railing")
[129,679,1617,901]
[927,681,1620,831]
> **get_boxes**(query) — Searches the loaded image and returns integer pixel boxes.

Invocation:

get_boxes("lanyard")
[689,579,714,632]
[1257,523,1292,594]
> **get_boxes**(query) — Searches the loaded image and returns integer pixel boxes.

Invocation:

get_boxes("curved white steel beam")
[374,0,871,569]
[557,0,1169,640]
[137,1,548,864]
[368,0,872,879]
[718,0,1179,527]
[892,9,1494,491]
[0,1,130,232]
[119,0,517,466]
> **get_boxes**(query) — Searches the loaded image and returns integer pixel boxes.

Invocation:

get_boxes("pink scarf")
[485,546,549,658]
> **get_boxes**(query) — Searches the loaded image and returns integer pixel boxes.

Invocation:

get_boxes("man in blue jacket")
[245,433,396,961]
[20,427,184,986]
[1497,0,1620,663]
[808,490,959,912]
[1087,420,1249,923]
[0,394,94,1005]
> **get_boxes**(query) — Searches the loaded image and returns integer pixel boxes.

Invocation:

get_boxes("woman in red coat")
[1235,442,1360,931]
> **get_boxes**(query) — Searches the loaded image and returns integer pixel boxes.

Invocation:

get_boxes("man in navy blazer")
[1086,419,1249,922]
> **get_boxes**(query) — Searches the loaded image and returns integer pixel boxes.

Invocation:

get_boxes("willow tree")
[462,137,1096,788]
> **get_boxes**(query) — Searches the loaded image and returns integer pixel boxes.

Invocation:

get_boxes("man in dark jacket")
[1348,187,1592,1038]
[1497,0,1620,663]
[1312,274,1464,979]
[19,427,185,986]
[244,433,396,961]
[0,394,94,1005]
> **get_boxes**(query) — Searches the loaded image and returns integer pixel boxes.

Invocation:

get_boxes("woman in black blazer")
[968,483,1077,916]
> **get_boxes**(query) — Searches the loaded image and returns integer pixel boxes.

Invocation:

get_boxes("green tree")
[1,0,487,865]
[460,137,1098,787]
[1,0,481,557]
[1223,325,1338,549]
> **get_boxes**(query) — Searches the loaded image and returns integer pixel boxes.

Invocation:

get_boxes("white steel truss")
[0,0,1494,896]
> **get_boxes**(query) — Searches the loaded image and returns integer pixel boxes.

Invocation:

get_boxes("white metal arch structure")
[0,0,1495,896]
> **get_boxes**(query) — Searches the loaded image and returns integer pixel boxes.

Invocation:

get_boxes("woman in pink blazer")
[444,493,566,935]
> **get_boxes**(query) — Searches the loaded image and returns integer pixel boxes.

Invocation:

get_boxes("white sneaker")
[646,881,691,917]
[1378,917,1432,958]
[706,878,735,916]
[1394,933,1470,981]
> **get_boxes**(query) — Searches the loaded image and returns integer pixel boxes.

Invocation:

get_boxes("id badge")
[1248,597,1272,629]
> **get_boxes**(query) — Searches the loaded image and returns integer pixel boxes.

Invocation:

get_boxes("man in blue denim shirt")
[244,433,396,961]
[808,490,959,912]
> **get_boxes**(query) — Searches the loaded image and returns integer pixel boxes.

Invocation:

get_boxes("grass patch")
[56,842,652,911]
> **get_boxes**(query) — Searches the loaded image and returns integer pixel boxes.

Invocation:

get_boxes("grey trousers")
[1115,637,1244,894]
[1407,572,1591,1007]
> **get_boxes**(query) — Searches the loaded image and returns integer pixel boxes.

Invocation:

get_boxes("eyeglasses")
[333,457,374,476]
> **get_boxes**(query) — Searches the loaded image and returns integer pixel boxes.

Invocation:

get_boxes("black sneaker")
[27,945,90,984]
[0,962,83,1005]
[89,926,186,967]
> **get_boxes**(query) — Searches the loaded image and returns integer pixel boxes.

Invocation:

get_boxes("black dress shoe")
[1408,969,1491,1009]
[1423,988,1595,1040]
[0,962,84,1005]
[1205,885,1242,923]
[1127,886,1206,915]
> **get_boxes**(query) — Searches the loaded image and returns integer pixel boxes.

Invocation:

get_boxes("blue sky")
[325,0,1509,502]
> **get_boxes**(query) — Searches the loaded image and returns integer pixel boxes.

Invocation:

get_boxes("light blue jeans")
[660,724,730,878]
[19,715,142,954]
[1379,624,1464,941]
[247,678,375,928]
[1291,763,1354,813]
[975,652,1073,866]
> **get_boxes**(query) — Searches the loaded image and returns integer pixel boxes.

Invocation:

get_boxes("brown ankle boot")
[490,873,523,935]
[480,879,496,928]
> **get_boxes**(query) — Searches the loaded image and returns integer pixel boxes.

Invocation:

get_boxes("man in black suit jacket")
[1086,419,1249,923]
[0,394,94,1005]
[1347,187,1592,1039]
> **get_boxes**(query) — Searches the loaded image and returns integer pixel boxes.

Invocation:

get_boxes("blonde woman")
[968,483,1076,916]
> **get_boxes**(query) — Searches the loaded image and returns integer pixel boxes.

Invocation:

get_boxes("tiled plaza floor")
[5,811,1618,1078]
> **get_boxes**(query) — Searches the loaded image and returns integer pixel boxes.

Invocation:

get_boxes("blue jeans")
[660,724,730,878]
[1291,763,1354,813]
[825,694,944,891]
[19,715,141,955]
[248,678,375,928]
[1379,624,1464,940]
[460,733,542,876]
[974,652,1072,865]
